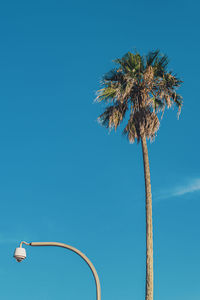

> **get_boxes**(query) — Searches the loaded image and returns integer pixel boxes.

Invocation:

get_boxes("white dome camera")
[14,247,26,262]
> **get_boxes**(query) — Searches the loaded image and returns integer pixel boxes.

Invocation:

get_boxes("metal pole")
[21,241,101,300]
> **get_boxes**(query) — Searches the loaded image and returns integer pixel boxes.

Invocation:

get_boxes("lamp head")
[14,247,26,262]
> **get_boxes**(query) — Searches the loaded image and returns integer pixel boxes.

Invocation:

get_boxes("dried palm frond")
[123,109,160,143]
[98,102,128,131]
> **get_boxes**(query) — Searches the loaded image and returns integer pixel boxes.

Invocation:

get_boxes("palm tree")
[95,50,183,300]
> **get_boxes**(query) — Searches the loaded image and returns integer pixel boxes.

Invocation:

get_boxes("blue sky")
[0,0,200,299]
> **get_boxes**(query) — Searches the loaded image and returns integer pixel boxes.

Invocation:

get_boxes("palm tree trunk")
[141,135,153,300]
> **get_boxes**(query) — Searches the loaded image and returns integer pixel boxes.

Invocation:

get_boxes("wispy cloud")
[155,178,200,201]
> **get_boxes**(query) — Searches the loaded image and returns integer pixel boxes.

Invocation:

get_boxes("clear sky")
[0,0,200,300]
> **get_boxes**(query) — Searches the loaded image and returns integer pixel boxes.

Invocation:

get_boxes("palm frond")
[96,86,118,102]
[103,69,123,83]
[171,92,183,117]
[123,108,160,143]
[123,114,137,143]
[114,52,144,75]
[98,103,128,130]
[151,97,165,112]
[152,52,169,77]
[146,50,160,67]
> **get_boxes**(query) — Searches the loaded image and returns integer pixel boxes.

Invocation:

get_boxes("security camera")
[13,247,26,262]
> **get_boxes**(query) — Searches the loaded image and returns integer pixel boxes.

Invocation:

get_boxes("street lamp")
[14,241,101,300]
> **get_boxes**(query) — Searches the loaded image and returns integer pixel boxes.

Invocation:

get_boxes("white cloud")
[155,178,200,201]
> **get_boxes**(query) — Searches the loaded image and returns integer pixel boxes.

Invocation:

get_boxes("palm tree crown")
[96,50,183,142]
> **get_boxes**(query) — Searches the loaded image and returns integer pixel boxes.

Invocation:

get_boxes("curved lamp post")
[14,241,101,300]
